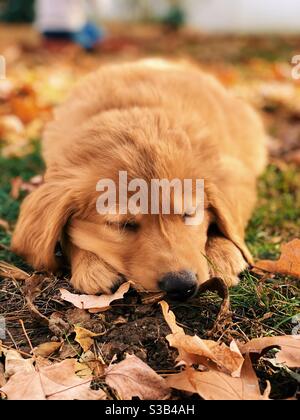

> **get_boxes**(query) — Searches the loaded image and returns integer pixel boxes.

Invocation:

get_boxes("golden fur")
[11,60,267,294]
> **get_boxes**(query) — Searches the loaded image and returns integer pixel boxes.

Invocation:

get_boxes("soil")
[0,274,298,400]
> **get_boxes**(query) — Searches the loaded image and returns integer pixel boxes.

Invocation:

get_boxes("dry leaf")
[255,239,300,278]
[166,356,270,400]
[105,354,170,400]
[65,308,91,325]
[49,312,72,337]
[1,358,106,400]
[0,261,30,281]
[60,282,131,313]
[239,336,300,368]
[58,343,80,360]
[74,326,102,352]
[160,301,244,377]
[33,342,62,358]
[0,219,10,233]
[0,363,6,387]
[10,176,23,200]
[4,349,35,379]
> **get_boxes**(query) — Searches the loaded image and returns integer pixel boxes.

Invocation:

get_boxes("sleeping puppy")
[11,60,267,300]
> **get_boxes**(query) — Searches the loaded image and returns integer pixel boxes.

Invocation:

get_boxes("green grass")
[0,144,44,264]
[0,149,299,337]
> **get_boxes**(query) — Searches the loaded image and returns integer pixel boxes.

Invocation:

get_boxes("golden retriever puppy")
[11,60,267,300]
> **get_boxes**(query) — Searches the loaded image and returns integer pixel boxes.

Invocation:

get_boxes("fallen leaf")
[60,282,131,313]
[22,275,50,325]
[0,363,6,387]
[74,326,102,352]
[3,349,35,379]
[10,176,22,199]
[80,351,105,377]
[33,342,62,358]
[0,219,10,233]
[10,175,44,200]
[198,277,232,337]
[49,312,72,337]
[160,301,244,377]
[255,239,300,278]
[58,343,80,360]
[0,261,30,281]
[1,358,106,400]
[239,336,300,368]
[105,354,170,400]
[166,356,271,400]
[65,308,91,325]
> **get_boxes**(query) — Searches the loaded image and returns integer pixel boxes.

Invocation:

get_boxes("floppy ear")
[206,182,253,265]
[11,182,74,271]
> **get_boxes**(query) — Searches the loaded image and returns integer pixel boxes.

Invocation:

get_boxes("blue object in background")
[73,22,104,49]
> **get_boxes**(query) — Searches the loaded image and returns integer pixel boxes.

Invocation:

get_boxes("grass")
[0,148,299,338]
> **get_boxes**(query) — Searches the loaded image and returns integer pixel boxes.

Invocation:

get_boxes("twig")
[19,319,35,355]
[5,328,19,350]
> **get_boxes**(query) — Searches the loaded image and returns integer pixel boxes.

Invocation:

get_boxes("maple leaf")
[0,359,106,400]
[105,354,170,400]
[166,356,271,400]
[239,336,300,368]
[160,301,244,377]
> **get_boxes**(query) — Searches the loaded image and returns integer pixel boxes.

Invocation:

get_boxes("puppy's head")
[12,110,251,298]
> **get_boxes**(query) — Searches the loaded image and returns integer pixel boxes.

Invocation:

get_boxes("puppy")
[11,60,267,300]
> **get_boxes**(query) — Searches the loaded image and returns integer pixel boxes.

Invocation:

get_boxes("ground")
[0,24,299,400]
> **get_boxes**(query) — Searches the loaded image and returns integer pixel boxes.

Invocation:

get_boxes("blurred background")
[0,0,300,260]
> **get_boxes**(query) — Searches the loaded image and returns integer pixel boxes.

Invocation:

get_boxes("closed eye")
[107,220,140,233]
[121,220,140,232]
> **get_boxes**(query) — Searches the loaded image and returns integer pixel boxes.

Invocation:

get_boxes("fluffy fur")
[11,60,267,294]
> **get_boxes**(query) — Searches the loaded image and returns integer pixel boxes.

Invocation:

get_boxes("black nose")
[159,271,198,301]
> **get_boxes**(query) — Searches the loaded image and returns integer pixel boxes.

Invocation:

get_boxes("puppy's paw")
[70,250,123,295]
[205,236,248,287]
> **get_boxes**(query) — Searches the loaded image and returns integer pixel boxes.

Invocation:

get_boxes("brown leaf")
[0,219,10,233]
[3,349,35,379]
[160,301,244,377]
[0,261,30,281]
[33,342,62,358]
[255,239,300,278]
[198,277,232,336]
[239,336,300,368]
[60,282,131,313]
[10,176,22,199]
[105,354,170,400]
[49,312,72,337]
[166,356,271,400]
[0,363,6,387]
[10,175,43,199]
[65,308,91,325]
[74,326,103,353]
[1,358,106,400]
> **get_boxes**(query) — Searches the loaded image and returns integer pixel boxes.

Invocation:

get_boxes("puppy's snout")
[159,270,198,301]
